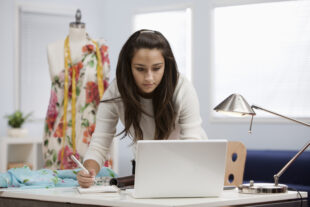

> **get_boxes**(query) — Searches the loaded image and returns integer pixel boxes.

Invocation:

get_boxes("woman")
[77,29,207,187]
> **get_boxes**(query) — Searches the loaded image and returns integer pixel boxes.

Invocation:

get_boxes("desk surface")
[0,187,307,207]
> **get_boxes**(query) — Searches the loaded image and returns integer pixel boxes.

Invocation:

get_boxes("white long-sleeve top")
[84,75,207,167]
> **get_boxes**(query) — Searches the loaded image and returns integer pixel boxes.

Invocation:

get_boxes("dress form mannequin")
[43,10,110,170]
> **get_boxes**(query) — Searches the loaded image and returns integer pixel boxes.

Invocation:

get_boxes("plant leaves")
[6,110,32,128]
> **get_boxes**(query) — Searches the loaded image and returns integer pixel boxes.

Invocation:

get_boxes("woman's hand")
[77,169,96,188]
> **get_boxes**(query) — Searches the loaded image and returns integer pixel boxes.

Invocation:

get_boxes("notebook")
[130,139,227,198]
[77,185,119,194]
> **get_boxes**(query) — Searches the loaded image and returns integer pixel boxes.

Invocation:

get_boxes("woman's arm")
[84,159,100,174]
[176,77,208,139]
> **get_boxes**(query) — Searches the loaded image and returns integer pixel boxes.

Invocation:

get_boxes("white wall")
[0,1,15,135]
[0,0,308,176]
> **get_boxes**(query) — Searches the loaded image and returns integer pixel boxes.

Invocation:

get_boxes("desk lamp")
[214,93,310,194]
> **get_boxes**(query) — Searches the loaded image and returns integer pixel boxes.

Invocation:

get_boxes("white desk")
[0,187,307,207]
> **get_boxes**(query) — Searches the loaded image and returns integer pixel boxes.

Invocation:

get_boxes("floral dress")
[43,41,110,170]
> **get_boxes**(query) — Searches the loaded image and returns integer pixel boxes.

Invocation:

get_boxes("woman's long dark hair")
[104,29,179,142]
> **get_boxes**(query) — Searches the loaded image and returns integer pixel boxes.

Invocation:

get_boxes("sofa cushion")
[243,150,310,193]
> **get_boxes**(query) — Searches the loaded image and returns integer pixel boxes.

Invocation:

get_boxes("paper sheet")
[77,185,119,194]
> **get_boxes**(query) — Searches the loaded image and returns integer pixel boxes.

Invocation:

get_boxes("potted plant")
[5,110,32,137]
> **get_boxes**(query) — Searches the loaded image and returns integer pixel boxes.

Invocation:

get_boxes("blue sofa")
[243,150,310,194]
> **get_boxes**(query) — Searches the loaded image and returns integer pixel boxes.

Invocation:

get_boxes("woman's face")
[131,48,165,96]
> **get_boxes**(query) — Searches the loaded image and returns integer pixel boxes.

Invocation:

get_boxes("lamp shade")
[213,94,256,116]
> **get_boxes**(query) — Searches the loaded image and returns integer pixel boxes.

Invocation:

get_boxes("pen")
[71,155,90,174]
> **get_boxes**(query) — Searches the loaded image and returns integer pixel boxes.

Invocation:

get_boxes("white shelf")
[0,137,42,144]
[0,136,43,172]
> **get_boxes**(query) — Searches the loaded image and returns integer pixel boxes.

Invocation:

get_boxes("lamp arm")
[274,141,310,186]
[251,105,310,186]
[251,105,310,127]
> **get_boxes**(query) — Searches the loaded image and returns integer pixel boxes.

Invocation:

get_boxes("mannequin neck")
[67,27,88,63]
[68,27,87,43]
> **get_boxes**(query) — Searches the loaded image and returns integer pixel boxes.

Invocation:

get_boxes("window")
[133,8,192,80]
[212,0,310,119]
[19,7,73,120]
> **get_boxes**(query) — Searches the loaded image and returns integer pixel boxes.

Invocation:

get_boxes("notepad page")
[77,185,119,194]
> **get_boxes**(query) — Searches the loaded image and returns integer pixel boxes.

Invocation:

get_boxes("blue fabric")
[0,166,116,189]
[243,150,310,193]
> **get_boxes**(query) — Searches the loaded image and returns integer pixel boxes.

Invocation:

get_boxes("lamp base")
[238,181,288,194]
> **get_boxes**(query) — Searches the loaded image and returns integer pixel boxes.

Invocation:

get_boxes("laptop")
[131,139,227,198]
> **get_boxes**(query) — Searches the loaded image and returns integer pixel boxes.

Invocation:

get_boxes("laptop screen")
[133,139,227,198]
